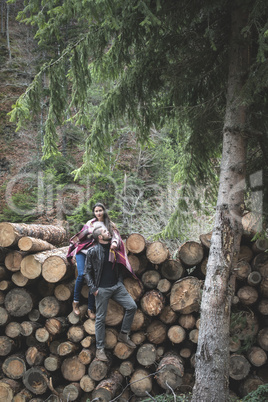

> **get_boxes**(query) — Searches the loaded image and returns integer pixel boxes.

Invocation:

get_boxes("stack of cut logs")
[0,214,267,401]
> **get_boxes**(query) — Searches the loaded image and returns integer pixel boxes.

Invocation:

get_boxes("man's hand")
[93,290,99,296]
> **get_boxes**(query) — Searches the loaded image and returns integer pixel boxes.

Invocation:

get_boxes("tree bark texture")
[192,4,249,402]
[0,222,67,248]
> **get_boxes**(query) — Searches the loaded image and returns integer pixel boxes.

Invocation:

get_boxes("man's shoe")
[72,301,80,316]
[87,309,96,320]
[118,332,136,349]
[96,348,108,362]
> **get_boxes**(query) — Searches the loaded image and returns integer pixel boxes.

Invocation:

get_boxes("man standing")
[84,226,137,361]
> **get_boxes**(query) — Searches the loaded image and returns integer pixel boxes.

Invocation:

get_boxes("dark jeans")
[95,282,137,349]
[74,253,95,310]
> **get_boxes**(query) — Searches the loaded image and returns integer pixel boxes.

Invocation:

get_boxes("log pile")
[0,216,267,401]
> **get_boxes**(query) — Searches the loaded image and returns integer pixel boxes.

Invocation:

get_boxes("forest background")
[1,1,268,401]
[0,0,220,253]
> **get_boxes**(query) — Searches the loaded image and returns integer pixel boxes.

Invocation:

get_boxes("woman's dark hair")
[92,202,114,234]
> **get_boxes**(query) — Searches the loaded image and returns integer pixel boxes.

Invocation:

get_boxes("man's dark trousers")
[95,282,137,349]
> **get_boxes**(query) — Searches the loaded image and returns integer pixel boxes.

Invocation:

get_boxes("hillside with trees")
[1,1,268,401]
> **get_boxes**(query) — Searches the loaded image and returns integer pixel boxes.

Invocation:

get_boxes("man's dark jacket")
[83,243,122,295]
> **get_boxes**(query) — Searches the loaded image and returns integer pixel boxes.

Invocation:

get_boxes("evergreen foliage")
[242,384,268,402]
[7,0,268,237]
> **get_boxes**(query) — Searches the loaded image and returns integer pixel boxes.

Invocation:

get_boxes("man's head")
[92,226,112,242]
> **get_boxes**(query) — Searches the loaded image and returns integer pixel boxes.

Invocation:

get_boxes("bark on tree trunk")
[192,4,249,401]
[0,222,67,248]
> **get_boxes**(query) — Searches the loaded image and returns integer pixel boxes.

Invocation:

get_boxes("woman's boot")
[72,301,80,316]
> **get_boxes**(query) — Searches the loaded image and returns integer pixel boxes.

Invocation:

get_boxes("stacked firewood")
[0,215,267,401]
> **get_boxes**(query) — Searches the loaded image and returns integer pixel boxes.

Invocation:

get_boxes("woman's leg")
[73,253,86,302]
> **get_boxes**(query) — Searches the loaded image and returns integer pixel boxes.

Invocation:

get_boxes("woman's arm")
[110,228,121,249]
[69,225,90,245]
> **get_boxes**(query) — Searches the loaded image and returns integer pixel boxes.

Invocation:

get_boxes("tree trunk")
[5,321,22,338]
[170,276,202,314]
[136,343,157,366]
[192,4,249,401]
[257,328,268,351]
[199,232,212,249]
[146,241,169,265]
[35,327,50,343]
[141,269,161,289]
[0,306,9,326]
[13,388,33,402]
[239,376,265,398]
[247,271,262,286]
[258,299,268,315]
[155,352,184,390]
[128,253,147,276]
[234,260,251,281]
[11,272,30,287]
[252,238,268,254]
[2,355,27,379]
[178,241,204,267]
[252,252,268,278]
[67,325,85,343]
[157,278,171,294]
[146,320,167,344]
[247,346,267,367]
[62,382,82,401]
[140,289,165,316]
[123,277,144,301]
[18,237,55,252]
[44,355,61,372]
[20,321,42,337]
[0,222,67,248]
[25,346,46,366]
[57,341,79,357]
[229,354,251,380]
[130,368,152,397]
[5,250,28,271]
[178,313,196,329]
[54,279,75,301]
[22,366,49,395]
[237,285,258,305]
[104,327,118,350]
[39,296,67,318]
[0,279,13,291]
[45,317,69,336]
[0,378,22,401]
[159,305,177,325]
[61,356,86,382]
[126,233,146,254]
[167,325,186,344]
[20,247,69,281]
[87,356,112,381]
[119,360,134,377]
[78,347,94,365]
[131,308,148,331]
[131,331,146,345]
[92,370,124,402]
[42,247,71,283]
[79,375,95,393]
[113,341,136,360]
[5,288,34,317]
[105,299,124,326]
[160,258,185,281]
